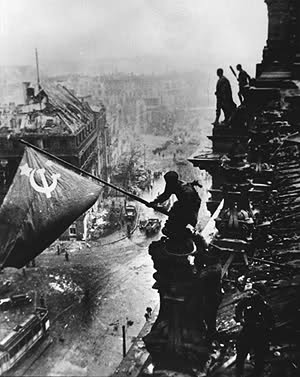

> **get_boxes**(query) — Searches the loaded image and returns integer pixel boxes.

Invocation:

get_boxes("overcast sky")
[0,0,267,74]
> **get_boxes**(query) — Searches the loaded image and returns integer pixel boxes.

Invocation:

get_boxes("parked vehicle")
[0,308,50,375]
[0,299,11,311]
[175,156,188,165]
[124,204,137,222]
[145,218,161,236]
[0,281,12,297]
[139,219,148,231]
[0,294,32,311]
[11,294,32,306]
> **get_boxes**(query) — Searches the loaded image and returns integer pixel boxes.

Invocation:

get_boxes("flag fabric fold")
[0,146,101,268]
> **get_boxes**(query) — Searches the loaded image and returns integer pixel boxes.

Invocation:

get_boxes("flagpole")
[18,139,169,216]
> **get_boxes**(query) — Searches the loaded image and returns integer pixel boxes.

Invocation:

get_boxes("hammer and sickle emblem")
[29,168,61,198]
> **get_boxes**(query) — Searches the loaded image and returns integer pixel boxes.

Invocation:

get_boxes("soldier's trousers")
[238,86,249,104]
[216,100,236,122]
[236,327,269,376]
[167,201,200,229]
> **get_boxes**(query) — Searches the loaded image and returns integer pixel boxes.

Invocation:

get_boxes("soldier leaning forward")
[149,171,201,235]
[234,288,275,377]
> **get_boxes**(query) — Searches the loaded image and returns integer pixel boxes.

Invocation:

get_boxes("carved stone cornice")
[260,0,297,66]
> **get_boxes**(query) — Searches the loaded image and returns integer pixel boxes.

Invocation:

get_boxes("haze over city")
[0,1,299,376]
[1,0,267,75]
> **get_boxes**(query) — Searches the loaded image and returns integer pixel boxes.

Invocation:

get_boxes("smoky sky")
[0,0,267,74]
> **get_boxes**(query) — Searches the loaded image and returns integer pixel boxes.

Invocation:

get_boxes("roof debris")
[0,83,96,136]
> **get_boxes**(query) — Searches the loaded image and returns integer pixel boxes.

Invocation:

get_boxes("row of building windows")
[76,120,96,146]
[43,138,74,150]
[0,138,21,151]
[0,137,74,153]
[80,138,98,169]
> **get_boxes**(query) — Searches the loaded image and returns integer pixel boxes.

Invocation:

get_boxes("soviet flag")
[0,146,102,268]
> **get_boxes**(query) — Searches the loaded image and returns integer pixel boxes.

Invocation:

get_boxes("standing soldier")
[236,64,251,104]
[213,68,236,125]
[234,287,275,377]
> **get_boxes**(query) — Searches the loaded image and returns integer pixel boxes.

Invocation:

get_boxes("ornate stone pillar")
[296,1,300,54]
[209,142,255,279]
[262,0,296,65]
[143,233,222,374]
[294,0,300,71]
[255,0,300,81]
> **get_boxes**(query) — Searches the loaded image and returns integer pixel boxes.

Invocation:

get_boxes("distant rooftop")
[0,83,96,136]
[40,83,95,133]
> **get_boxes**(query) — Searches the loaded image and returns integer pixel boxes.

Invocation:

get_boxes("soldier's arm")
[246,71,251,83]
[215,81,221,96]
[151,186,172,204]
[191,180,202,188]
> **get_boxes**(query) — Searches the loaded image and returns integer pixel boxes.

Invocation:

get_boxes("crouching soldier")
[148,171,201,237]
[234,287,275,377]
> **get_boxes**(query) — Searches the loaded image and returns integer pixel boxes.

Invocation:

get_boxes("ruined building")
[0,82,108,239]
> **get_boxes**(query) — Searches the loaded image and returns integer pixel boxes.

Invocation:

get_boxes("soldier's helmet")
[164,171,178,183]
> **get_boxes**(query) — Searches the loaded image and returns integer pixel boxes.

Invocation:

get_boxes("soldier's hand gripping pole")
[18,139,169,217]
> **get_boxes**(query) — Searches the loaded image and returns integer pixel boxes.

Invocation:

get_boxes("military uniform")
[237,69,251,104]
[150,172,201,236]
[215,76,236,123]
[235,290,275,377]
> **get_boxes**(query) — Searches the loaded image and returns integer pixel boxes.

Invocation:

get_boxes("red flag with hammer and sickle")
[0,146,102,268]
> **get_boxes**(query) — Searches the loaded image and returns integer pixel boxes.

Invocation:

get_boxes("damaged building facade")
[0,82,108,240]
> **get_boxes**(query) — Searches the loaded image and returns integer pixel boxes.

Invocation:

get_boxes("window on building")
[43,139,50,149]
[0,171,6,186]
[69,224,76,236]
[61,139,68,149]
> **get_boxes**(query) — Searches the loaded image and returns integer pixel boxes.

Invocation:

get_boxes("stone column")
[295,1,300,59]
[262,0,296,65]
[143,235,222,374]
